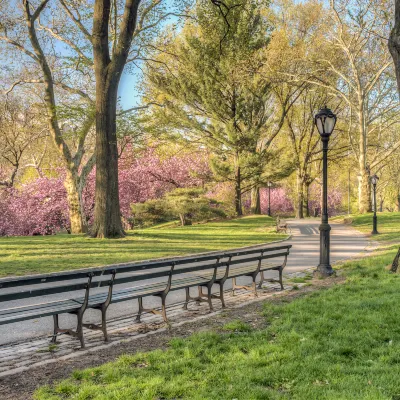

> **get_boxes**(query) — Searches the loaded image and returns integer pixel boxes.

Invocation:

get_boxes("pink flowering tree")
[259,187,294,215]
[0,177,69,236]
[0,148,211,236]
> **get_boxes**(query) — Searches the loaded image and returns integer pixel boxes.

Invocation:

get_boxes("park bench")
[0,244,291,348]
[276,216,289,234]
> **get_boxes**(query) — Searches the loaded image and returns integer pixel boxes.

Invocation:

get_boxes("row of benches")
[0,244,291,348]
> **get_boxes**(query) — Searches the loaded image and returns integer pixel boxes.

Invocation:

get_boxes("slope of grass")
[0,216,285,277]
[334,212,400,243]
[35,246,400,400]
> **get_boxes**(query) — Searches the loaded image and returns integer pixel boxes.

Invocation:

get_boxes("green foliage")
[131,199,172,227]
[144,0,288,214]
[166,188,226,226]
[35,246,400,400]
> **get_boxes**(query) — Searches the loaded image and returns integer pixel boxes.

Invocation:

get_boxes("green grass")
[35,246,400,400]
[0,216,285,277]
[334,212,400,243]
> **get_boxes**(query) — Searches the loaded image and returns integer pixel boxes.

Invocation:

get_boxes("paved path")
[0,219,368,346]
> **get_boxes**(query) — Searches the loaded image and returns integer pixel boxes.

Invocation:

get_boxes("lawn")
[334,212,400,243]
[0,216,285,277]
[35,245,400,399]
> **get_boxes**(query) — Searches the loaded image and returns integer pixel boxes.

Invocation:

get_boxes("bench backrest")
[0,244,291,303]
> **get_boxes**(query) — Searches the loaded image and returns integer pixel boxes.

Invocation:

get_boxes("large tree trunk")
[389,0,400,96]
[358,168,372,214]
[64,169,86,234]
[357,110,371,213]
[250,187,261,214]
[303,182,310,217]
[296,172,304,219]
[91,0,141,238]
[91,82,124,238]
[234,156,242,216]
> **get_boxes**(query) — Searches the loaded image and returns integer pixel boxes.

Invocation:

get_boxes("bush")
[166,188,226,226]
[131,199,172,227]
[131,188,226,228]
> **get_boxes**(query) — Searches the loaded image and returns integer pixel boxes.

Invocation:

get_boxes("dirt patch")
[0,276,343,400]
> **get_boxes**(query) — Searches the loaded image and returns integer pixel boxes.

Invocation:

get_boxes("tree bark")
[234,154,242,216]
[304,182,310,217]
[397,193,400,212]
[91,0,141,238]
[389,0,400,96]
[296,172,304,219]
[358,168,372,214]
[250,187,261,214]
[64,169,86,233]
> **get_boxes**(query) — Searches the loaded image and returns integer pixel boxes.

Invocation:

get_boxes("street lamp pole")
[267,181,272,217]
[371,174,379,235]
[314,106,337,277]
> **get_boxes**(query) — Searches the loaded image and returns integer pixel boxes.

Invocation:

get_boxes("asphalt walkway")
[0,219,369,345]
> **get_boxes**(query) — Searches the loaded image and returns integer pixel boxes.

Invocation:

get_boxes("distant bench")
[0,244,291,348]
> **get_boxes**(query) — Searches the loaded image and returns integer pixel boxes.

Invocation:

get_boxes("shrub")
[166,188,226,226]
[131,199,172,227]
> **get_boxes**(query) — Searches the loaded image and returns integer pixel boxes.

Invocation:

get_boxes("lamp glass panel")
[324,116,336,134]
[316,118,324,135]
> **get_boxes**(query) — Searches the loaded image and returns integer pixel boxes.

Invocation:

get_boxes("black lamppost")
[314,106,337,277]
[267,181,272,217]
[371,174,379,235]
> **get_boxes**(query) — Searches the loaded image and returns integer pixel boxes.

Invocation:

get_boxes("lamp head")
[371,174,379,186]
[315,106,337,137]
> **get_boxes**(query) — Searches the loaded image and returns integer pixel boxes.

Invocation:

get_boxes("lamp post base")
[315,223,335,277]
[372,215,378,235]
[314,264,336,278]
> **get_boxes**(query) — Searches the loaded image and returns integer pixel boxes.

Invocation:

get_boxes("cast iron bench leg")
[183,287,190,310]
[219,282,225,308]
[279,267,284,290]
[136,297,143,322]
[101,306,109,342]
[51,314,59,344]
[258,271,265,289]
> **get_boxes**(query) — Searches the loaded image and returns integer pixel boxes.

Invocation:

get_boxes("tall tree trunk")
[91,0,141,237]
[92,82,124,238]
[296,172,304,219]
[397,192,400,212]
[303,182,310,217]
[234,154,242,216]
[389,0,400,96]
[358,168,372,213]
[250,187,261,214]
[379,197,384,212]
[64,169,86,234]
[357,106,371,213]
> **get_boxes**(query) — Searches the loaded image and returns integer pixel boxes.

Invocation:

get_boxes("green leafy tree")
[144,0,292,216]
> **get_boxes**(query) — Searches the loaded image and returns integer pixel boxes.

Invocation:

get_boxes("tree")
[0,0,188,237]
[144,0,290,216]
[389,0,400,96]
[0,97,47,187]
[281,0,400,213]
[0,0,96,233]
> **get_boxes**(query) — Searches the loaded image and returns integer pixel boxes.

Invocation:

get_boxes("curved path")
[284,218,368,273]
[0,219,368,346]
